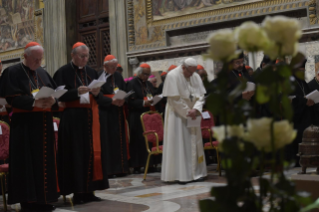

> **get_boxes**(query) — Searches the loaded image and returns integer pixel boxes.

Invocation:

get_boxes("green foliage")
[200,53,319,212]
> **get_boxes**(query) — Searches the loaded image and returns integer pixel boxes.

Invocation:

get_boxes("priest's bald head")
[103,55,118,74]
[24,42,44,71]
[71,42,89,68]
[182,58,197,78]
[137,63,151,82]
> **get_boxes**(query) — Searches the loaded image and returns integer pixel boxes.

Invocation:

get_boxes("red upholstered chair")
[201,110,221,176]
[0,121,10,211]
[140,111,164,180]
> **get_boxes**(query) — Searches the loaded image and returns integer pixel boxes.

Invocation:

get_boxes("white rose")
[235,21,270,52]
[245,118,296,152]
[273,120,296,149]
[212,125,245,151]
[262,16,301,47]
[206,29,238,62]
[264,41,299,60]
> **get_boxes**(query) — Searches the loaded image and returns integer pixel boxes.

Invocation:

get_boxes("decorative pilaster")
[109,0,130,77]
[43,0,67,76]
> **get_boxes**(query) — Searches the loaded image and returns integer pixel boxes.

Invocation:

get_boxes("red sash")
[65,95,103,181]
[0,112,8,116]
[13,107,51,113]
[104,94,130,160]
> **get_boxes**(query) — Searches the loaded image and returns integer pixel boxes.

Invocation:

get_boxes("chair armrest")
[143,130,157,136]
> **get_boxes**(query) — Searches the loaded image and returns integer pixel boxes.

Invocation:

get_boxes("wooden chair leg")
[0,173,7,211]
[215,148,221,177]
[143,153,152,180]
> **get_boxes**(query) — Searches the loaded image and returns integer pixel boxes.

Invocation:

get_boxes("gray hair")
[24,45,44,56]
[104,59,118,65]
[135,67,143,76]
[71,45,89,55]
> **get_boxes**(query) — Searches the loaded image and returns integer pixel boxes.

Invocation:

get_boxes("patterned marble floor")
[0,165,307,212]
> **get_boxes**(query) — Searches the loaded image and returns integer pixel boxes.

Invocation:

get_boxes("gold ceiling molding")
[146,0,305,26]
[307,0,318,24]
[128,0,311,53]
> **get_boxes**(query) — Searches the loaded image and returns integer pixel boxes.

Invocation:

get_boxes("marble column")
[43,0,67,76]
[109,0,130,77]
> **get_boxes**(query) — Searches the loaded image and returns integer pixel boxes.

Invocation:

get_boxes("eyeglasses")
[234,61,244,65]
[142,72,150,77]
[78,54,89,59]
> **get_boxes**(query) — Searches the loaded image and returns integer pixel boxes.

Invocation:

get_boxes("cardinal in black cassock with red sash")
[127,63,157,174]
[53,42,108,204]
[99,55,129,177]
[308,69,319,126]
[287,59,313,165]
[1,42,59,211]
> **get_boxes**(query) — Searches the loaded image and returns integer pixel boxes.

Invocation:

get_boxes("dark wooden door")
[77,0,111,71]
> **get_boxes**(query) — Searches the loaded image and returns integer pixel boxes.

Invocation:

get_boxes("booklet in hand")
[243,82,255,93]
[187,116,202,128]
[306,90,319,103]
[88,79,106,89]
[113,90,135,100]
[151,94,163,106]
[34,86,68,99]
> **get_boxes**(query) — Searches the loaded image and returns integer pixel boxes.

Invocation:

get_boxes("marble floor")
[0,165,307,212]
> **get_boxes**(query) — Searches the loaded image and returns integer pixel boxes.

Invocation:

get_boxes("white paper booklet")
[151,94,163,106]
[306,90,319,103]
[288,95,296,100]
[202,111,211,120]
[0,98,7,106]
[113,90,135,100]
[88,79,106,89]
[34,86,68,99]
[243,82,256,93]
[187,116,202,128]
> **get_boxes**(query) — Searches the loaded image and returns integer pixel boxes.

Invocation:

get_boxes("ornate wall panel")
[0,0,44,68]
[127,0,315,55]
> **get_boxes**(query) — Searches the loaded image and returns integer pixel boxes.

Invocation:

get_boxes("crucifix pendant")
[189,94,193,102]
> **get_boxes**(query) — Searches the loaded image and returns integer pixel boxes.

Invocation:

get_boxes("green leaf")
[300,198,319,212]
[256,85,270,104]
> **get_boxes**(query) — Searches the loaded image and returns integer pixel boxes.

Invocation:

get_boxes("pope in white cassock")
[161,58,207,183]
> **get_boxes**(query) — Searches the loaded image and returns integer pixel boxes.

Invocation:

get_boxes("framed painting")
[152,0,263,21]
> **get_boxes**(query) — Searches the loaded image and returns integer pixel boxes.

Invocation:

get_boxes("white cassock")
[161,65,207,182]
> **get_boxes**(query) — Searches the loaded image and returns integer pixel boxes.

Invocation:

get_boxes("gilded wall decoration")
[152,0,261,21]
[128,0,312,52]
[0,0,35,52]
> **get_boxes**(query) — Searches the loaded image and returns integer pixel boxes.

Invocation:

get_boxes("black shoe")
[85,192,102,202]
[193,177,205,182]
[133,167,141,174]
[21,202,56,211]
[72,193,85,204]
[177,181,189,185]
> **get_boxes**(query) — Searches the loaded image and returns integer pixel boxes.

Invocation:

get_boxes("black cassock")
[127,77,156,168]
[308,77,319,125]
[53,63,109,195]
[99,71,129,176]
[1,63,59,204]
[286,77,313,163]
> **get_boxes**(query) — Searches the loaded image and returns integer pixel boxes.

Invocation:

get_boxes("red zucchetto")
[161,72,167,76]
[72,42,86,49]
[117,64,122,68]
[168,65,177,72]
[140,63,151,69]
[25,42,41,50]
[104,55,116,62]
[197,65,204,70]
